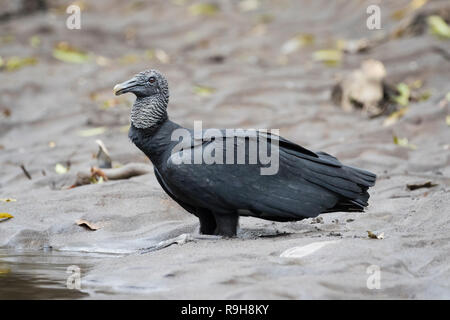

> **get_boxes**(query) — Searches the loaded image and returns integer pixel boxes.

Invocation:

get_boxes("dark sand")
[0,0,449,298]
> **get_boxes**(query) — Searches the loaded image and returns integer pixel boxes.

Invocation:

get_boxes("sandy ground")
[1,0,449,299]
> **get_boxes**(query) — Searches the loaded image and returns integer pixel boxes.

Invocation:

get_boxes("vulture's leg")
[213,212,239,237]
[196,208,217,235]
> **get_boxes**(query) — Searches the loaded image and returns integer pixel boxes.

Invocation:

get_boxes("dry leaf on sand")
[76,219,101,231]
[367,231,384,239]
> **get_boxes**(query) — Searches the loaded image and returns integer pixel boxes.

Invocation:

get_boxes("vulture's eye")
[148,77,156,84]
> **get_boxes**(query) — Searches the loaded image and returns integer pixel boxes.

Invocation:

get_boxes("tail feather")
[332,165,376,211]
[306,151,376,213]
[344,165,376,186]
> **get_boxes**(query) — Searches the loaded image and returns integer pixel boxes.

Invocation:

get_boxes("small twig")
[20,164,32,180]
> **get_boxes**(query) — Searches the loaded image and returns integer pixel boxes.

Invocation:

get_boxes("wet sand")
[0,0,449,298]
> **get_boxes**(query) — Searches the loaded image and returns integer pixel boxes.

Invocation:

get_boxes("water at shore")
[0,249,121,299]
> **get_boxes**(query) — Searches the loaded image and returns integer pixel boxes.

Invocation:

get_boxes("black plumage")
[114,69,376,237]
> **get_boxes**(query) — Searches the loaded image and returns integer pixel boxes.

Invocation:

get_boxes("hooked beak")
[113,77,139,96]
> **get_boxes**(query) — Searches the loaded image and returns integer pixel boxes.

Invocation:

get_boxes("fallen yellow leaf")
[193,85,216,97]
[0,213,14,220]
[0,198,16,202]
[393,135,417,150]
[392,83,410,106]
[0,268,11,275]
[77,127,107,137]
[53,42,89,64]
[2,56,38,72]
[312,49,342,66]
[383,107,409,126]
[188,3,219,16]
[428,15,450,39]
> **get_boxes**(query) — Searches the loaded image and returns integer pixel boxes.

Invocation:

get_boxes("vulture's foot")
[196,208,217,235]
[213,213,239,237]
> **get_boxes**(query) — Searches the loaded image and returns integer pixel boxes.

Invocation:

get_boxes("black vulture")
[114,69,376,237]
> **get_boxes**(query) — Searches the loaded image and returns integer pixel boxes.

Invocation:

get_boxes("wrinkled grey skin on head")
[114,69,169,129]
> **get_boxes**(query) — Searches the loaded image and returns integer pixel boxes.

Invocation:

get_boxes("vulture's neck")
[128,96,180,168]
[130,95,168,130]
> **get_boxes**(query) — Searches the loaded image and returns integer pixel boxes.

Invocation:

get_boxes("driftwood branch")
[102,163,151,180]
[70,163,151,188]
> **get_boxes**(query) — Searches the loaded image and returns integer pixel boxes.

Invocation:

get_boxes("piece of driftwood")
[70,163,151,188]
[103,163,151,180]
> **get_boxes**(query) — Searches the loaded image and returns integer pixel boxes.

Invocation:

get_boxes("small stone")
[311,216,324,224]
[328,231,342,237]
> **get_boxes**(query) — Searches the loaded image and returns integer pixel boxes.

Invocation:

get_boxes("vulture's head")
[114,69,169,129]
[113,69,169,102]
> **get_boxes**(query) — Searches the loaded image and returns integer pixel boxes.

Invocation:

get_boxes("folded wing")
[163,130,376,221]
